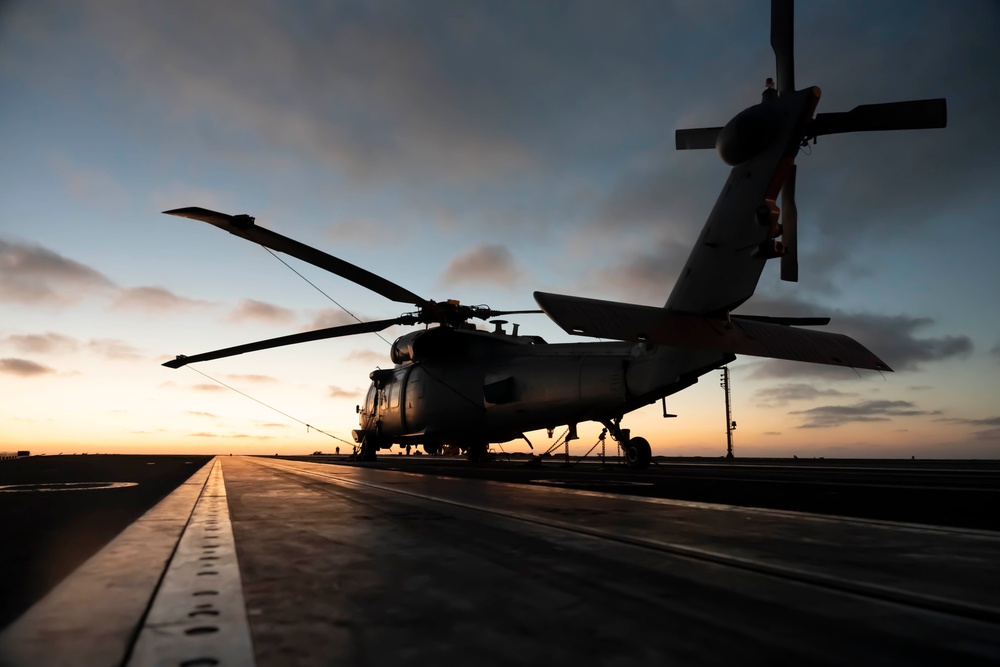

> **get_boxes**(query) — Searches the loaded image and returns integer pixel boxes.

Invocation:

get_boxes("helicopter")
[162,0,945,468]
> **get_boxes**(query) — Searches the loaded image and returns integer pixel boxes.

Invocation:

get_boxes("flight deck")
[1,454,999,666]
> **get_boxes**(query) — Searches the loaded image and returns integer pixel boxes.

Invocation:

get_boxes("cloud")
[442,244,519,285]
[991,340,1000,362]
[328,385,359,399]
[192,383,225,392]
[754,383,855,408]
[790,399,937,429]
[189,432,218,437]
[738,297,973,379]
[50,155,131,213]
[227,298,295,325]
[255,422,289,429]
[0,238,116,305]
[306,308,361,330]
[4,332,79,354]
[345,348,386,365]
[0,358,55,377]
[87,338,143,361]
[186,411,219,418]
[763,431,782,436]
[937,416,1000,442]
[226,373,278,384]
[64,0,550,184]
[114,286,211,313]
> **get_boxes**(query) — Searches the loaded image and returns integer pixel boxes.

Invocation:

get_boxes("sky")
[1,0,998,458]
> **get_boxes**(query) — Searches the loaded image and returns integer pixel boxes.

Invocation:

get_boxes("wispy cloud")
[345,348,386,365]
[328,385,359,399]
[3,332,79,354]
[0,358,55,377]
[192,383,225,392]
[442,244,520,285]
[2,332,143,361]
[50,155,131,214]
[937,415,1000,441]
[227,298,295,325]
[0,238,116,306]
[791,399,937,429]
[87,338,143,361]
[754,383,855,408]
[186,410,219,418]
[306,309,360,330]
[226,373,278,384]
[114,286,211,313]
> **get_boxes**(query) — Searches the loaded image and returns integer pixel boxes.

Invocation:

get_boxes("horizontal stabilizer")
[675,127,723,150]
[535,292,891,371]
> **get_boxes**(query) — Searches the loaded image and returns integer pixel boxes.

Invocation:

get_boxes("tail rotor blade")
[771,0,795,94]
[675,127,723,150]
[780,165,798,282]
[810,98,947,138]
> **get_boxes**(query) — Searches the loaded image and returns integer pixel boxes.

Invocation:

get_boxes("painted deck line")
[0,458,215,667]
[126,459,255,666]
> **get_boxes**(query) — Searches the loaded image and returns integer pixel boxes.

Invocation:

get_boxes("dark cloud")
[4,332,78,354]
[738,297,973,379]
[791,399,936,429]
[937,416,1000,441]
[227,298,295,325]
[0,238,116,305]
[328,385,359,399]
[0,358,55,377]
[114,286,210,313]
[442,244,519,286]
[594,237,693,305]
[753,383,855,408]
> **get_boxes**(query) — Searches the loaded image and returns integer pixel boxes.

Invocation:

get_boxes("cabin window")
[389,380,400,409]
[364,385,376,414]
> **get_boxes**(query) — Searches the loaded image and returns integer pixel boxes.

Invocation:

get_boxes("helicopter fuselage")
[354,326,730,450]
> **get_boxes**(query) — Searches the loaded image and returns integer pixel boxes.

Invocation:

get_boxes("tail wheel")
[624,437,651,469]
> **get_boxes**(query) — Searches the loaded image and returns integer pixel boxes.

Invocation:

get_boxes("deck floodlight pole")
[720,366,735,459]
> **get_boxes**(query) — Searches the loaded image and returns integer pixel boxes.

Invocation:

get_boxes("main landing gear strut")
[601,417,651,469]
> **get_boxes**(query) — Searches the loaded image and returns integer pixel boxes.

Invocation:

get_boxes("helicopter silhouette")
[163,0,945,468]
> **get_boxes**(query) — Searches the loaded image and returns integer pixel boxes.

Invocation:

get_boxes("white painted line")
[0,459,214,667]
[126,459,256,667]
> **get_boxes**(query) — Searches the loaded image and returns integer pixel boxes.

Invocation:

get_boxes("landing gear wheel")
[359,442,378,462]
[466,442,488,464]
[624,437,651,469]
[423,443,441,456]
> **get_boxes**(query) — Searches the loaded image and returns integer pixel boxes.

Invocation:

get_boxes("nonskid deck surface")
[2,455,999,665]
[281,454,1000,531]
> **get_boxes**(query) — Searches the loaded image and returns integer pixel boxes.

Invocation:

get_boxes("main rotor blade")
[162,317,407,369]
[771,0,795,94]
[163,207,428,307]
[780,164,798,282]
[675,127,723,150]
[810,99,947,138]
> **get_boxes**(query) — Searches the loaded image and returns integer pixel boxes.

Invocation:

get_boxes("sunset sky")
[2,1,998,458]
